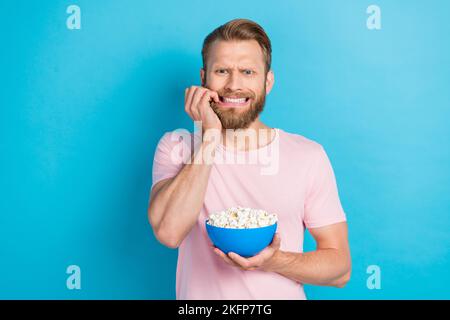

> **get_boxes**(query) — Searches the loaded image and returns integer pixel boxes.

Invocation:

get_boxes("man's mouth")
[218,96,251,108]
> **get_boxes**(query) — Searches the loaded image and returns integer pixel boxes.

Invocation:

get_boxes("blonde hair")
[201,18,272,74]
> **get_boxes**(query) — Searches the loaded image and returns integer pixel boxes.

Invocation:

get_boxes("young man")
[148,18,351,299]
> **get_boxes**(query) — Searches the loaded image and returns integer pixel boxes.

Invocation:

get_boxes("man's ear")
[265,69,275,95]
[200,68,206,87]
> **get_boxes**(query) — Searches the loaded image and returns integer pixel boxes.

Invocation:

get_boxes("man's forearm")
[263,248,351,287]
[153,137,219,247]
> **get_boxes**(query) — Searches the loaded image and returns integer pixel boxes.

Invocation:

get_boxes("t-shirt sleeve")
[303,145,347,229]
[151,131,191,190]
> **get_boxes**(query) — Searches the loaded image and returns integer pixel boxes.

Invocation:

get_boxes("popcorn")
[207,206,278,229]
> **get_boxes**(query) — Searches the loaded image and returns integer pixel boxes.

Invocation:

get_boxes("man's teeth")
[223,97,247,104]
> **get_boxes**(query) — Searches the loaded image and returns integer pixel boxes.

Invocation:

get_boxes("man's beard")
[210,85,266,130]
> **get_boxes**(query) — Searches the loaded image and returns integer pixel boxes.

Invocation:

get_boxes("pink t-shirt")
[151,127,347,300]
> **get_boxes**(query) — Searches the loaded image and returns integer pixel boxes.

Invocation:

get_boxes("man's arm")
[263,222,351,287]
[218,221,351,287]
[148,136,218,248]
[148,86,221,249]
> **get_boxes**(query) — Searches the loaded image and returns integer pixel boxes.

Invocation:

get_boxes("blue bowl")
[205,220,277,258]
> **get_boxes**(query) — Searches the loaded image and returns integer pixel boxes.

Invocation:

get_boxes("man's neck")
[220,119,275,152]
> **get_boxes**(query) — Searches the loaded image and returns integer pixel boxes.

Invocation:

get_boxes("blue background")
[1,0,449,299]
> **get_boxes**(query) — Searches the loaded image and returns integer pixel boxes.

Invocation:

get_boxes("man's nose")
[224,71,244,92]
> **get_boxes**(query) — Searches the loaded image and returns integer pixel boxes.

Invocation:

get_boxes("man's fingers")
[214,248,235,264]
[198,90,215,117]
[187,86,203,120]
[190,87,207,113]
[190,89,207,121]
[209,90,220,103]
[185,86,195,117]
[185,86,195,109]
[184,86,220,124]
[245,254,265,266]
[214,248,261,270]
[214,248,240,267]
[228,252,253,269]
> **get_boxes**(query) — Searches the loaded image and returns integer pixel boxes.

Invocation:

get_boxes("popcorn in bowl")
[207,206,278,229]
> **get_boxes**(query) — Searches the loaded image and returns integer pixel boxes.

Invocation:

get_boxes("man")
[148,18,351,299]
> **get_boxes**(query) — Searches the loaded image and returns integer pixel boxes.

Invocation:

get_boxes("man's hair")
[201,18,272,75]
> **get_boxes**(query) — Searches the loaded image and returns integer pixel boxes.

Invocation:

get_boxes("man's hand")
[211,223,351,287]
[212,233,281,271]
[185,86,222,133]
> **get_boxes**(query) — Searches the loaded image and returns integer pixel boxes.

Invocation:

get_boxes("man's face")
[201,40,273,130]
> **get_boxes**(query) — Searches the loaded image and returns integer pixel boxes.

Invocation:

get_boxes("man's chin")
[218,115,258,130]
[211,98,265,130]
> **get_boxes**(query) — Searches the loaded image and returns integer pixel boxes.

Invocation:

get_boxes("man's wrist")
[190,133,220,165]
[263,250,298,273]
[202,127,222,146]
[262,249,283,273]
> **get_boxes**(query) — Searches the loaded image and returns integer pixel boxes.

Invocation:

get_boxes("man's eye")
[243,70,253,75]
[216,69,228,74]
